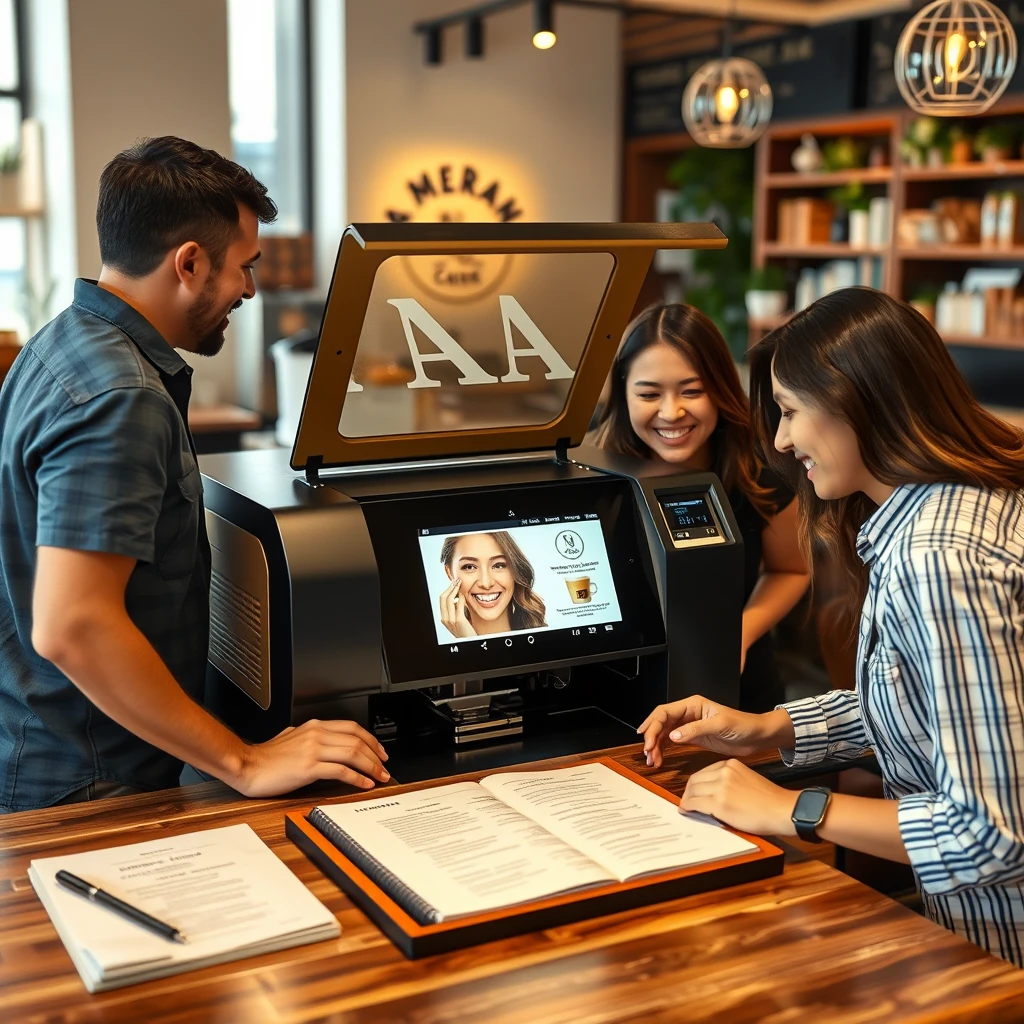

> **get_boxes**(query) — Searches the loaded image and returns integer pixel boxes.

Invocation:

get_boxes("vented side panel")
[206,511,272,710]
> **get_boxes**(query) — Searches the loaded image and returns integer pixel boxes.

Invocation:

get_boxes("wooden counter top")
[3,744,1023,1023]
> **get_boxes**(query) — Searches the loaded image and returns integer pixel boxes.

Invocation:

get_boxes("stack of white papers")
[29,823,340,992]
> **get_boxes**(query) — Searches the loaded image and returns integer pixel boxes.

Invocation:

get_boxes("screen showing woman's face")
[446,534,514,626]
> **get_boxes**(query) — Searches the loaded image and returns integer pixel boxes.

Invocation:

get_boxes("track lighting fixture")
[466,15,484,58]
[533,0,556,50]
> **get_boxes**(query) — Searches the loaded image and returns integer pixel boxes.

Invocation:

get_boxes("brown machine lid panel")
[291,222,727,471]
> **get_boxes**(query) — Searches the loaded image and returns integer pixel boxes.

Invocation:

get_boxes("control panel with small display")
[657,492,727,549]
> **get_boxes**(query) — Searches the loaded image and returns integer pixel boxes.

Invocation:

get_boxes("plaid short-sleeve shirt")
[0,279,211,811]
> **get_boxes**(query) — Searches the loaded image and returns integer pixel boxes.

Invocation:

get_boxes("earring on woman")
[511,601,517,616]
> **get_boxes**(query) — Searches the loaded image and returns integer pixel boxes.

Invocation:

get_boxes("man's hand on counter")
[232,721,391,798]
[638,696,797,767]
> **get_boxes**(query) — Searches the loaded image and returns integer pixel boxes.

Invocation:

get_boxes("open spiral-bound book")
[288,758,784,957]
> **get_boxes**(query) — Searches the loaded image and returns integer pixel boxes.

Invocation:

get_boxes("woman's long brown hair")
[594,303,776,518]
[440,531,547,630]
[749,287,1024,625]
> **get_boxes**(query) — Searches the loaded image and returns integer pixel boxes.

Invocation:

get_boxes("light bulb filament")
[945,30,967,80]
[715,84,739,123]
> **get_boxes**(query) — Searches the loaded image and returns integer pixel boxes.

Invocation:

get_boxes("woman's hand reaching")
[637,695,796,767]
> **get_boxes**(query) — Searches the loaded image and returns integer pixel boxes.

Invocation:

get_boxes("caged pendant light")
[681,19,772,149]
[895,0,1018,116]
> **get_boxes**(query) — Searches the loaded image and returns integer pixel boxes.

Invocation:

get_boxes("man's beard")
[186,283,232,358]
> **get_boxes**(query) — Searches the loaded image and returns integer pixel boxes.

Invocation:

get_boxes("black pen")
[55,870,188,944]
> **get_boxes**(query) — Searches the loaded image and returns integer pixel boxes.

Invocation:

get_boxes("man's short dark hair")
[97,136,278,278]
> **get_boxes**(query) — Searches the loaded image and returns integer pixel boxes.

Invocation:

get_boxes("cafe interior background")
[0,0,1022,887]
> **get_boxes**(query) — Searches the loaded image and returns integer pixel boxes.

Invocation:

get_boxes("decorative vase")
[791,134,822,174]
[909,300,935,325]
[981,146,1012,164]
[745,290,787,320]
[927,146,944,168]
[950,140,973,164]
[830,209,848,243]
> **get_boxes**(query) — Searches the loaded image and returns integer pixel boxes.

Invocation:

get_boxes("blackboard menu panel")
[868,1,1024,109]
[626,24,857,137]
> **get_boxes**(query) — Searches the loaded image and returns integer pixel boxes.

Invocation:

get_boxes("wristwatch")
[791,786,832,843]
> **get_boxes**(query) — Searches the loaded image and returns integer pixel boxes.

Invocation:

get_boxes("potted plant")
[900,117,943,168]
[974,122,1017,163]
[946,123,974,164]
[745,264,788,321]
[826,182,871,245]
[821,135,867,172]
[0,145,19,209]
[909,283,940,325]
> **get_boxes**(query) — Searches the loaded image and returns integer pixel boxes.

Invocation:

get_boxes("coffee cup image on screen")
[437,532,547,639]
[565,576,597,604]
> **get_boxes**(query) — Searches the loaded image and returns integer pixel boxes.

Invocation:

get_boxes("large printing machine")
[201,223,745,781]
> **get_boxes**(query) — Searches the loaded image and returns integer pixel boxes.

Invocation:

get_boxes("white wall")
[25,0,622,406]
[344,1,621,227]
[59,0,236,403]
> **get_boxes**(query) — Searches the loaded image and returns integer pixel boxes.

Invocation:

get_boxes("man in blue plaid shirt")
[0,137,388,811]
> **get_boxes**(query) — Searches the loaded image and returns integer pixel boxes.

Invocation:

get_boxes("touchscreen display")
[418,515,622,646]
[362,476,665,687]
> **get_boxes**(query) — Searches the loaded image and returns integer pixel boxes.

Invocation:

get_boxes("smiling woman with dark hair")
[638,287,1024,966]
[594,303,809,711]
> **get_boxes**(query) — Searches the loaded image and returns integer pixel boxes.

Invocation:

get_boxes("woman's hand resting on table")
[638,696,801,836]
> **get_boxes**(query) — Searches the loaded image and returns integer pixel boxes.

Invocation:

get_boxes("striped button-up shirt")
[782,482,1024,966]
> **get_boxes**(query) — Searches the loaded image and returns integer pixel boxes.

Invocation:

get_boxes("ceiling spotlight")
[895,0,1018,115]
[533,0,556,50]
[424,24,442,65]
[466,16,484,58]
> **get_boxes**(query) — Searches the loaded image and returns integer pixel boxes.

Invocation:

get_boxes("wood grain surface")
[2,744,1023,1023]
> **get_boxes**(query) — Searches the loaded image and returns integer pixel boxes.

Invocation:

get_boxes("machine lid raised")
[291,222,727,472]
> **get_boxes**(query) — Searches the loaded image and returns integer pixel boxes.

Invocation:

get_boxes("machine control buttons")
[705,526,718,536]
[674,530,690,540]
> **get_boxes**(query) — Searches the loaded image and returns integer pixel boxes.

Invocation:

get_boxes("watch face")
[796,788,830,823]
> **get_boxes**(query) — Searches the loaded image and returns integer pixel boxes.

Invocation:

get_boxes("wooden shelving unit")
[764,242,888,258]
[752,97,1024,351]
[764,167,893,188]
[901,160,1024,181]
[898,245,1024,261]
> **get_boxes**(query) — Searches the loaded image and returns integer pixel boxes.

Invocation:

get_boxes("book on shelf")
[29,824,340,993]
[286,758,783,958]
[777,197,834,245]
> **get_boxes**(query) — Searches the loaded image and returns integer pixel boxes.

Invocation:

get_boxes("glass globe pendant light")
[682,21,773,149]
[895,0,1018,115]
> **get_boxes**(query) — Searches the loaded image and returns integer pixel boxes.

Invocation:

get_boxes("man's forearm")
[47,607,249,786]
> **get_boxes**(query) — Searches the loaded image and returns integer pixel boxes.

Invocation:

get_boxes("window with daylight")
[227,0,310,236]
[0,0,27,337]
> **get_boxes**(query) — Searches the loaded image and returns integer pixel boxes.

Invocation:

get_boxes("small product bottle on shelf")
[935,282,958,335]
[980,192,1000,248]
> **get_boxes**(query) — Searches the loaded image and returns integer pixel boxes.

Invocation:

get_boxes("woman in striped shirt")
[639,288,1024,965]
